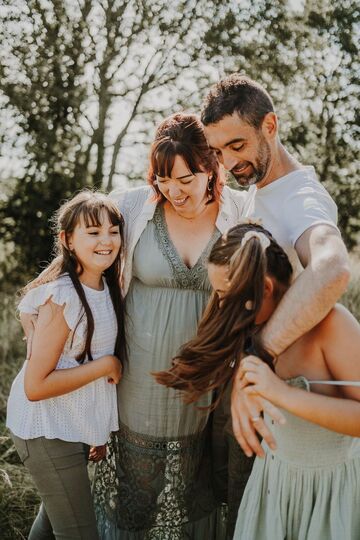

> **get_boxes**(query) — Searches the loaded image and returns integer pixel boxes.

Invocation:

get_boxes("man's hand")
[231,357,286,458]
[20,313,38,360]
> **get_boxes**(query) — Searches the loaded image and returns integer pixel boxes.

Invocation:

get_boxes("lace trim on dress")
[152,204,220,290]
[93,422,219,536]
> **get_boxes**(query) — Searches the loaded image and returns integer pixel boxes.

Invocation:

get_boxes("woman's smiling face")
[156,155,210,218]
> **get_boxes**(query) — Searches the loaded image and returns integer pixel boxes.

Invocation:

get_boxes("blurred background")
[0,0,359,537]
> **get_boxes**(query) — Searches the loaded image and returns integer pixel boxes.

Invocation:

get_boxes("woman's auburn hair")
[20,190,128,367]
[147,112,223,203]
[154,223,293,409]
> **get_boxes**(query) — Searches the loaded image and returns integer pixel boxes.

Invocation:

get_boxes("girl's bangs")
[80,200,123,228]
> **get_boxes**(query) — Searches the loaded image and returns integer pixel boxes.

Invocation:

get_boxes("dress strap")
[309,380,360,387]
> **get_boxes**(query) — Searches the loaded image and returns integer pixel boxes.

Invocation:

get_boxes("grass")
[1,258,360,538]
[341,255,360,321]
[0,290,40,539]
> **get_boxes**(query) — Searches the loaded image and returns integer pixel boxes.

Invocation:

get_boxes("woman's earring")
[245,300,254,310]
[207,177,214,199]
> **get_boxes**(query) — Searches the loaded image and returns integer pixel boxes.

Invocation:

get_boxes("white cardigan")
[110,185,247,295]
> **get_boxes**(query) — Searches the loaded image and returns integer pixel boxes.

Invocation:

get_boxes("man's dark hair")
[201,74,274,129]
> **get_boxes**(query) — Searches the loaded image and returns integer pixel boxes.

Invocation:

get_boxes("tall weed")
[341,255,360,321]
[0,289,39,539]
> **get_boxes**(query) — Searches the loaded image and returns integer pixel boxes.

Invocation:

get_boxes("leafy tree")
[0,0,236,282]
[204,0,359,247]
[0,0,359,284]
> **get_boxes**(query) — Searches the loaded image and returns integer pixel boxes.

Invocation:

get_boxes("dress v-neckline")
[153,204,220,289]
[159,203,218,270]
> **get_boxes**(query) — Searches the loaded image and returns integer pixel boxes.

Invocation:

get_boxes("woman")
[157,222,360,540]
[92,113,246,539]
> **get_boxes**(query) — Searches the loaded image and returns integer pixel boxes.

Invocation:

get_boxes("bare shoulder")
[320,303,357,328]
[316,303,359,344]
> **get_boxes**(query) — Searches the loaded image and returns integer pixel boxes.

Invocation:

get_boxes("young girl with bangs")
[6,190,127,540]
[156,222,360,540]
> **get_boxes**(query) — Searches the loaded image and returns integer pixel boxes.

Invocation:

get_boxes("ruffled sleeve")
[18,275,83,331]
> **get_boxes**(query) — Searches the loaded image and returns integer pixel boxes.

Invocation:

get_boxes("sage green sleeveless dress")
[234,376,360,540]
[93,205,226,539]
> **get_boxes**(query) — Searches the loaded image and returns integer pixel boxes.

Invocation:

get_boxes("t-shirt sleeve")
[18,278,83,331]
[282,182,339,247]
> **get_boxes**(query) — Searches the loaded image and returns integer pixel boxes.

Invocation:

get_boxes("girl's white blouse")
[6,274,119,446]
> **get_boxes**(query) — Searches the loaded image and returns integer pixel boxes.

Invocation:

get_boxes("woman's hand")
[239,355,288,404]
[89,444,107,462]
[20,313,38,360]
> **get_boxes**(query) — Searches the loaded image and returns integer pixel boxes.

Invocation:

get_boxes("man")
[201,74,350,532]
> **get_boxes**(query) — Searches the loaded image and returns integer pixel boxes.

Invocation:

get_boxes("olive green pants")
[11,434,99,540]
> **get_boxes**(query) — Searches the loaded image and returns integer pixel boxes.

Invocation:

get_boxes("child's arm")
[24,300,122,401]
[241,356,360,437]
[240,306,360,437]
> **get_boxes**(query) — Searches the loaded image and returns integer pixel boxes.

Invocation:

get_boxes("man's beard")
[231,134,271,188]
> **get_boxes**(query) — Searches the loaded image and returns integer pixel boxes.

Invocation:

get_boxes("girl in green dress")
[158,222,360,540]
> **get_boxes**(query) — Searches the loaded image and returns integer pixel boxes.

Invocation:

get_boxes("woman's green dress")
[93,205,226,539]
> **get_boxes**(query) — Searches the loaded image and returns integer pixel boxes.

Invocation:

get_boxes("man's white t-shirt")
[242,166,338,275]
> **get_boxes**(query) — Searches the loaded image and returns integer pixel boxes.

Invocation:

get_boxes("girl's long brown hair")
[154,223,292,408]
[21,190,127,366]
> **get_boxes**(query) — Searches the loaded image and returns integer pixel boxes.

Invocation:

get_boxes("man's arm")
[232,223,350,456]
[261,224,350,357]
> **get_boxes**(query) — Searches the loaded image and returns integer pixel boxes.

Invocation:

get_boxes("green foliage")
[341,256,360,321]
[0,0,93,283]
[0,0,359,279]
[204,0,360,248]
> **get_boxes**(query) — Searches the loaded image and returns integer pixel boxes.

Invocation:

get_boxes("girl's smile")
[62,211,121,289]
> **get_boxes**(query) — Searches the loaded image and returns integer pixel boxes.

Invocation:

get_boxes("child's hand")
[239,355,287,404]
[89,445,107,462]
[107,355,123,384]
